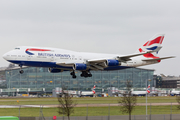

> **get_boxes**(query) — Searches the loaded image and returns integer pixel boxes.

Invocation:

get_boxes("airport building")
[4,67,154,94]
[155,75,180,88]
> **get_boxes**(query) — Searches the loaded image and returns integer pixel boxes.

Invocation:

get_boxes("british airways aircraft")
[131,84,150,96]
[3,34,174,78]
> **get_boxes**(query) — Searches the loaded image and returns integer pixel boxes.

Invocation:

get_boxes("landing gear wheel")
[70,71,77,79]
[19,70,24,74]
[72,75,77,79]
[80,71,92,78]
[88,74,92,77]
[80,74,83,77]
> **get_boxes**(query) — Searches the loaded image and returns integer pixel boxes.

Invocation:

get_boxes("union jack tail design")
[147,84,150,93]
[137,34,165,61]
[92,85,96,94]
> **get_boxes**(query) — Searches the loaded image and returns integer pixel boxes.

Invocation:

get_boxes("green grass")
[0,105,179,117]
[0,97,179,117]
[0,96,177,105]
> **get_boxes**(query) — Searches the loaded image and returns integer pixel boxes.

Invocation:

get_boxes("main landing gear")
[70,71,92,79]
[81,71,92,78]
[19,65,24,74]
[70,71,76,79]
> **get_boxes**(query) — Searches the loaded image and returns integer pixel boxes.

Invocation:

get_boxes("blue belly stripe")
[8,60,132,71]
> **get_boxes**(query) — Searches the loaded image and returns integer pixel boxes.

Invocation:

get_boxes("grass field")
[0,96,179,117]
[0,96,178,105]
[0,105,180,117]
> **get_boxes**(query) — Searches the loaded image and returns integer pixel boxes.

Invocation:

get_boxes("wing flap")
[88,52,153,63]
[91,64,104,70]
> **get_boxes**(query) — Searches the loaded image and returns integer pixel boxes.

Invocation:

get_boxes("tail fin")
[147,84,150,93]
[92,85,96,94]
[137,34,165,58]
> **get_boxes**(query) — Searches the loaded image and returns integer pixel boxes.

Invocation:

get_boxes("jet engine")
[48,68,63,73]
[105,59,121,66]
[73,63,87,70]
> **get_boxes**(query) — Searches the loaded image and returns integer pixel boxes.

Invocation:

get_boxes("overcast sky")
[0,0,179,76]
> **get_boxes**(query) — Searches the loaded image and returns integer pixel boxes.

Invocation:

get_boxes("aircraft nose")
[3,52,8,60]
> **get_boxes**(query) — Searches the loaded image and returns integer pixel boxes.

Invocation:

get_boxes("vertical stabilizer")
[92,85,96,94]
[147,84,150,93]
[137,34,165,59]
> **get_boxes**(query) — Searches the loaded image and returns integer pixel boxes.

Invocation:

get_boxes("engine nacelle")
[48,68,63,73]
[106,59,121,66]
[73,63,87,70]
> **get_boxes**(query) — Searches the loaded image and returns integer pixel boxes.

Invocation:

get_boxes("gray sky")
[0,0,179,76]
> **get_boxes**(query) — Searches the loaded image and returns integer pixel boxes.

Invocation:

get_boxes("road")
[0,103,178,108]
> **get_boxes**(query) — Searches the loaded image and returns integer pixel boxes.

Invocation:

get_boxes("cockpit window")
[15,48,20,50]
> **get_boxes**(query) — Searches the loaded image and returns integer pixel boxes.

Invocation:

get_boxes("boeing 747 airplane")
[3,34,174,78]
[132,84,150,96]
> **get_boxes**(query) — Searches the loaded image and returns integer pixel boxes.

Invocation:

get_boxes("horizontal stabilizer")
[142,56,175,61]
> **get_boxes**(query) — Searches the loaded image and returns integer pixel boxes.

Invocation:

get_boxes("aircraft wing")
[56,51,155,70]
[142,56,175,61]
[88,51,153,63]
[87,52,153,70]
[87,59,107,63]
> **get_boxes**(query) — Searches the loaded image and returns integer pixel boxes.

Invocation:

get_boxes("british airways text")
[38,53,70,57]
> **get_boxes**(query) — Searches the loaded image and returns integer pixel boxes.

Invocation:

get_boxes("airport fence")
[19,114,180,120]
[36,114,180,120]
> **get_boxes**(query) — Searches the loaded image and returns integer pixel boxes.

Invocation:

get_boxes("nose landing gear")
[19,65,24,74]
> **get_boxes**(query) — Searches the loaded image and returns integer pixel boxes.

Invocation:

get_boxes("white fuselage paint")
[3,46,159,71]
